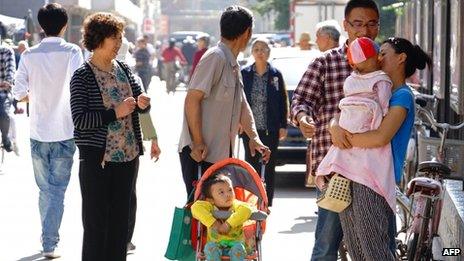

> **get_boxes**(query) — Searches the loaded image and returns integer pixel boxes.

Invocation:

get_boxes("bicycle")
[396,101,464,260]
[396,91,438,241]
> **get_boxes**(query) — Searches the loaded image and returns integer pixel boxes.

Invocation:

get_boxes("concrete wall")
[438,180,464,261]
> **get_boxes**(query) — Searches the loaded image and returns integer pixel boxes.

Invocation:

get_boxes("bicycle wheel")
[408,198,431,261]
[407,233,433,260]
[396,188,411,235]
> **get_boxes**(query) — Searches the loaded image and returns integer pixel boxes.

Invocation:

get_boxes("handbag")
[164,205,196,261]
[316,173,352,213]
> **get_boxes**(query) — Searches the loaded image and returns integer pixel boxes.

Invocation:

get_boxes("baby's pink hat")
[347,37,379,65]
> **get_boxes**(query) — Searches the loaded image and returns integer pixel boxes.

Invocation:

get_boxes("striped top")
[70,60,148,159]
[0,45,15,85]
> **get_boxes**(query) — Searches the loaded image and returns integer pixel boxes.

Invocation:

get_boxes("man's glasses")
[347,20,379,30]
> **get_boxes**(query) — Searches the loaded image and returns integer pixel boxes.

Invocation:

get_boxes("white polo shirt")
[13,37,84,142]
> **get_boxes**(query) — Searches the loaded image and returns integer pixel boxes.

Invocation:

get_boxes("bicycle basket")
[418,133,464,175]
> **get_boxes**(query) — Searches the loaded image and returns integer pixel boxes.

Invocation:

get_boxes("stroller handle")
[259,155,266,182]
[199,158,267,182]
[213,210,268,221]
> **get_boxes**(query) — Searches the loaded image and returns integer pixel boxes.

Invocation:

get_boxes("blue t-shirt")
[390,84,415,182]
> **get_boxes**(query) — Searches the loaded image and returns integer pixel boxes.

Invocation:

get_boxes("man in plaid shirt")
[0,41,16,152]
[290,0,380,259]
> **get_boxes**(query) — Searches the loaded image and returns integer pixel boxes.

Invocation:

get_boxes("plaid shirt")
[291,45,351,175]
[0,45,15,85]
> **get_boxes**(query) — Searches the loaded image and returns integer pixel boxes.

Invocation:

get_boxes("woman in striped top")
[70,13,150,261]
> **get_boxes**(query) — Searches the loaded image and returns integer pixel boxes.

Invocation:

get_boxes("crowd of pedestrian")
[0,0,433,260]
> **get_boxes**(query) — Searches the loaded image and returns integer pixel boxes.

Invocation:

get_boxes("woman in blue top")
[329,37,431,259]
[241,38,288,207]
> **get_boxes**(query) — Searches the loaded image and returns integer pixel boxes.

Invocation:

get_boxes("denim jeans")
[311,189,343,261]
[0,91,11,149]
[31,139,76,252]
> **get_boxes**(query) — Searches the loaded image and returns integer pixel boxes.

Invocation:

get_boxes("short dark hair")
[220,5,253,40]
[82,12,125,52]
[201,173,232,199]
[37,3,68,36]
[344,0,379,18]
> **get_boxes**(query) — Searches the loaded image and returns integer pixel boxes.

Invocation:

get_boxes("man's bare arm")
[185,89,205,144]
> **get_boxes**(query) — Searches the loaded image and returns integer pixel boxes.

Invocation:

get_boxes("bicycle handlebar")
[411,87,436,102]
[413,91,436,101]
[416,105,464,162]
[416,106,464,132]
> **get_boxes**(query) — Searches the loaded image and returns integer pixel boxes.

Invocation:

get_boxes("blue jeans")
[0,91,11,149]
[31,139,76,252]
[311,189,343,261]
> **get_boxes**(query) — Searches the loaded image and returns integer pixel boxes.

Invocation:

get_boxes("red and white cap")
[347,37,379,65]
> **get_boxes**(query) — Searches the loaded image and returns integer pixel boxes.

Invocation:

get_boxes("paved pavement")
[0,77,317,261]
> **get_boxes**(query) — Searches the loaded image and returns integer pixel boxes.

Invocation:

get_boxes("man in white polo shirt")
[13,3,83,259]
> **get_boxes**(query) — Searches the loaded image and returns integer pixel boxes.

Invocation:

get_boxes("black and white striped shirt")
[70,60,148,159]
[0,45,15,85]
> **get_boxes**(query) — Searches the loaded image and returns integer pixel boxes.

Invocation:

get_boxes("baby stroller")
[191,158,269,261]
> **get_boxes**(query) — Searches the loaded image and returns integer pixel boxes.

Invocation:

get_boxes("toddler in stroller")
[191,158,268,261]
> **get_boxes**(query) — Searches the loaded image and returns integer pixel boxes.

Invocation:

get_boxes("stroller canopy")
[194,158,268,207]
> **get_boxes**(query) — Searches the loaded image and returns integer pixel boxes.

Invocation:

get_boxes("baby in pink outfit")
[316,37,396,211]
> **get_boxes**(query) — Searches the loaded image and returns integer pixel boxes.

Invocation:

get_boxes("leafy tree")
[252,0,289,31]
[374,0,400,42]
[251,0,401,34]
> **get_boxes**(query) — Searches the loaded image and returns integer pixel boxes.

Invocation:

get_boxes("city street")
[0,77,317,261]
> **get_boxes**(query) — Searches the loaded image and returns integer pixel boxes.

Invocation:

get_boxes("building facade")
[0,0,144,45]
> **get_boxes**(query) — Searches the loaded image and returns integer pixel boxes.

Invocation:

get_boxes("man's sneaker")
[42,251,61,259]
[127,242,136,252]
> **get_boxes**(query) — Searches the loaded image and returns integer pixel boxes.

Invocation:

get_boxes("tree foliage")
[251,0,289,31]
[251,0,399,34]
[374,0,399,42]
